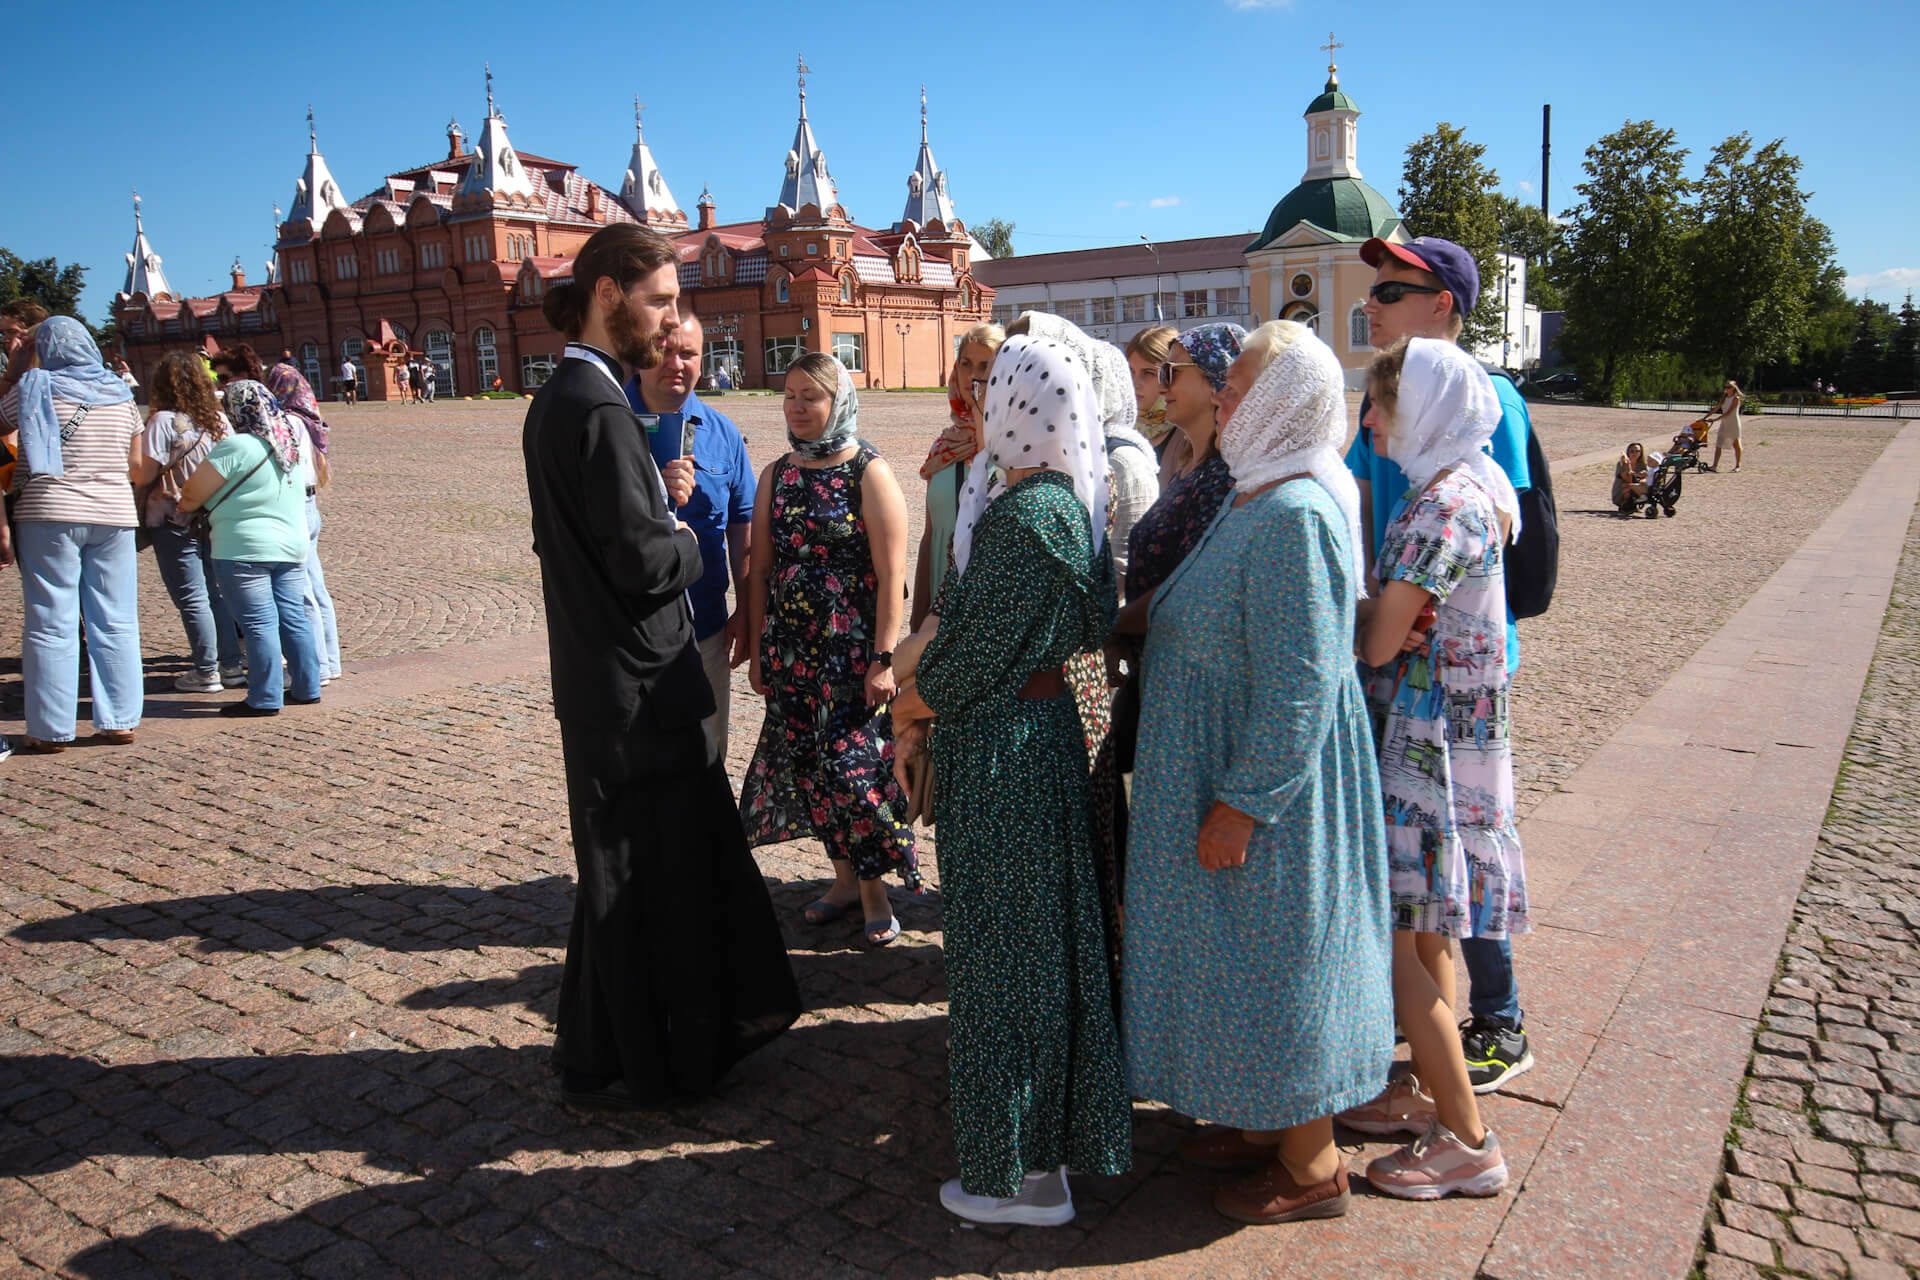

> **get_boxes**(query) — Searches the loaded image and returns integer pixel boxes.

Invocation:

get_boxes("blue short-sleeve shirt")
[624,384,756,640]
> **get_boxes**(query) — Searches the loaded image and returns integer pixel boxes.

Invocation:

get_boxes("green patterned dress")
[916,471,1133,1197]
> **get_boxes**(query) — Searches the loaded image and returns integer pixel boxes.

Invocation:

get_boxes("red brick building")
[115,74,991,400]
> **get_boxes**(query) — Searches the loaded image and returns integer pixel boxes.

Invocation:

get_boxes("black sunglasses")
[1156,360,1200,389]
[1369,281,1445,305]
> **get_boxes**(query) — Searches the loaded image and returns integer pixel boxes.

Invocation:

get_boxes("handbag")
[187,449,271,544]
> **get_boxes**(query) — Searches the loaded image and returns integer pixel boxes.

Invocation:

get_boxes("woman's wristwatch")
[874,650,894,670]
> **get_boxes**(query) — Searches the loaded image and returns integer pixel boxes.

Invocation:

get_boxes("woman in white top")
[0,318,147,751]
[1704,380,1743,473]
[133,353,242,691]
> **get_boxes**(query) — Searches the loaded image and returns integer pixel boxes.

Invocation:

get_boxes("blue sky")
[4,0,1914,321]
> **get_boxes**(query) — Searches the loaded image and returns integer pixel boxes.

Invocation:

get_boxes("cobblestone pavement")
[1695,505,1920,1280]
[0,397,1905,1277]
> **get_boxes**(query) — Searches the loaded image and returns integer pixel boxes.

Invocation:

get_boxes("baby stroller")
[1631,424,1706,518]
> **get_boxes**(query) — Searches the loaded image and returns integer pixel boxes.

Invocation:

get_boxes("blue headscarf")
[14,317,132,480]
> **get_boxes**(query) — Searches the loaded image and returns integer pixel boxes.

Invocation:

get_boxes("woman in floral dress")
[890,333,1131,1227]
[742,354,917,945]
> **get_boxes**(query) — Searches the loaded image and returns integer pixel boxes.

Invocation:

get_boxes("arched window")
[474,326,499,388]
[839,274,853,303]
[775,276,790,305]
[1284,302,1319,336]
[426,330,454,395]
[299,341,322,391]
[959,282,972,309]
[1350,306,1371,350]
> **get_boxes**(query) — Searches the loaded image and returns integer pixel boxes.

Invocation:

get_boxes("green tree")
[0,249,89,318]
[1397,124,1502,349]
[1887,292,1920,392]
[1493,193,1563,310]
[1839,299,1896,394]
[1686,134,1815,385]
[1557,120,1693,401]
[973,218,1016,259]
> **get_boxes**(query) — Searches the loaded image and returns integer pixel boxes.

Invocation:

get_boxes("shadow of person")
[11,876,576,953]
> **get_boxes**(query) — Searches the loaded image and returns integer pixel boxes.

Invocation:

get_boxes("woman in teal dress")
[1124,320,1393,1227]
[890,334,1131,1228]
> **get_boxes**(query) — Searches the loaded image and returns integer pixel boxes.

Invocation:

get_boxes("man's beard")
[606,299,667,370]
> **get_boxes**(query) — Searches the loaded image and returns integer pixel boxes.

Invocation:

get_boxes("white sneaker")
[174,669,223,693]
[939,1167,1075,1226]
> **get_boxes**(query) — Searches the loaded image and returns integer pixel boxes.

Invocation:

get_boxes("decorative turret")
[698,184,716,231]
[230,257,248,291]
[1301,34,1363,183]
[896,86,958,232]
[1245,36,1401,253]
[118,189,174,300]
[456,65,540,209]
[619,97,687,227]
[288,106,354,228]
[773,55,840,219]
[446,115,465,162]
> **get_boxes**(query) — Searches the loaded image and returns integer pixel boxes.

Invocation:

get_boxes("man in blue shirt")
[626,312,756,767]
[1347,235,1536,1094]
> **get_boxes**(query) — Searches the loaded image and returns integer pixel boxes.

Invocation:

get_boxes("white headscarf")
[1018,312,1156,460]
[950,334,1108,577]
[1388,339,1522,538]
[1217,322,1367,596]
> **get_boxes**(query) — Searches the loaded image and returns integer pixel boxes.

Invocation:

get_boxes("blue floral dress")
[741,446,919,888]
[1124,480,1393,1130]
[1363,470,1529,939]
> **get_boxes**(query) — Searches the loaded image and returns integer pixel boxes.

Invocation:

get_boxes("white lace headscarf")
[1387,338,1522,538]
[1018,312,1156,460]
[1217,321,1367,596]
[950,334,1108,577]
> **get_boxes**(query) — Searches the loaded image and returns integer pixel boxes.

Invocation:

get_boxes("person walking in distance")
[625,311,756,767]
[520,224,799,1111]
[338,357,357,407]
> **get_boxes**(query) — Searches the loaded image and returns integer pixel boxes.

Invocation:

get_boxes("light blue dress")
[1122,480,1394,1131]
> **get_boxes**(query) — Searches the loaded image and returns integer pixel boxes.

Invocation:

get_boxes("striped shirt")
[0,388,142,527]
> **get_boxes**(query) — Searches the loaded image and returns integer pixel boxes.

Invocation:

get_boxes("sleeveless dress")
[740,444,920,888]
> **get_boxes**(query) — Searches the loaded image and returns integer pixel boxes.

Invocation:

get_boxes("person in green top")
[890,334,1131,1227]
[178,380,322,716]
[910,322,1003,629]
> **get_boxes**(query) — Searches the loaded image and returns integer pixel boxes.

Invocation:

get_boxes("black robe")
[523,350,799,1101]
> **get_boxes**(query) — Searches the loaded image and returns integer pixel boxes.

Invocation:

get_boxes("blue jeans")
[303,497,341,677]
[150,523,240,674]
[214,559,322,709]
[17,522,144,741]
[1462,936,1524,1027]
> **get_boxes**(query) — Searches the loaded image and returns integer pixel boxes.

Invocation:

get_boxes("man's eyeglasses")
[1368,281,1445,305]
[1156,360,1200,389]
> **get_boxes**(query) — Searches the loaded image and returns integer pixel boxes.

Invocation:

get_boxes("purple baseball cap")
[1361,236,1479,317]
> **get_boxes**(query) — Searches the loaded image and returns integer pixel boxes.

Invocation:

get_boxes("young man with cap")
[1347,235,1536,1094]
[625,312,755,769]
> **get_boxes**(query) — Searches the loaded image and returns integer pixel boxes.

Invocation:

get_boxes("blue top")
[624,383,757,639]
[1345,371,1533,672]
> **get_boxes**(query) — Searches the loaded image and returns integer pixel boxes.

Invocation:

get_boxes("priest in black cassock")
[522,223,800,1110]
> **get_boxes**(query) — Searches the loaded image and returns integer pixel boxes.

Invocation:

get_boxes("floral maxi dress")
[741,446,919,887]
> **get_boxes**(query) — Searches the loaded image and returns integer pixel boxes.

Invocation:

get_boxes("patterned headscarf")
[14,317,133,480]
[788,361,860,459]
[951,335,1108,577]
[223,380,303,472]
[1217,322,1366,596]
[1387,338,1521,537]
[265,363,329,455]
[1018,312,1156,461]
[1178,322,1248,392]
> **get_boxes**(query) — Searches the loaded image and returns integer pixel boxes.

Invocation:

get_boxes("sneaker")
[0,737,11,762]
[174,669,223,693]
[1337,1075,1436,1136]
[1214,1161,1350,1226]
[1365,1117,1507,1200]
[219,664,247,688]
[1461,1017,1535,1094]
[939,1167,1075,1227]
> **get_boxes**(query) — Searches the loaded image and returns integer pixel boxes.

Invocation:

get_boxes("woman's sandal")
[863,915,902,947]
[17,737,67,754]
[92,730,135,746]
[801,896,860,926]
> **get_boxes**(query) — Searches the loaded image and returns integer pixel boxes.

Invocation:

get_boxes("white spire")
[776,53,839,216]
[458,65,538,205]
[288,105,353,227]
[897,85,958,232]
[119,189,174,299]
[619,95,685,226]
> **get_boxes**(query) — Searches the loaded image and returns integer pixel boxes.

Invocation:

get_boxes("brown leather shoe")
[1178,1126,1280,1171]
[1214,1161,1351,1225]
[92,729,136,746]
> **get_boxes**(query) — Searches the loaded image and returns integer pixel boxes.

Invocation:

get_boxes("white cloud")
[1845,267,1920,298]
[1517,180,1536,195]
[1149,196,1182,208]
[1113,199,1134,209]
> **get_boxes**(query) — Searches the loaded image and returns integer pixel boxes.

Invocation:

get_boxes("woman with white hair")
[1123,320,1393,1226]
[889,334,1131,1227]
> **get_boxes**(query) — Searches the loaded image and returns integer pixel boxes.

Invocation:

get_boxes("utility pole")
[1541,104,1552,223]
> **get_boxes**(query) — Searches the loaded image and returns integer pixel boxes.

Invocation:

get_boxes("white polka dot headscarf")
[950,334,1110,577]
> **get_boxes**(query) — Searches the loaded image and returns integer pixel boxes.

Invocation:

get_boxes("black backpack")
[1485,370,1559,619]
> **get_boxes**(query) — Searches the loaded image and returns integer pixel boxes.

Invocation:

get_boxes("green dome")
[1306,75,1359,114]
[1246,177,1402,251]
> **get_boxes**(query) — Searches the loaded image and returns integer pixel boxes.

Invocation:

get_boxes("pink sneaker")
[1338,1075,1436,1136]
[1365,1117,1508,1200]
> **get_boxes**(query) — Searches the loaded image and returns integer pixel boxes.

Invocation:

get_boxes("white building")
[972,233,1255,348]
